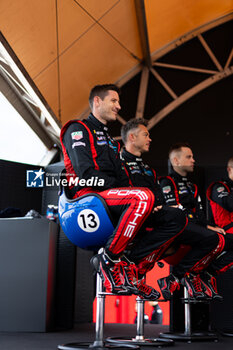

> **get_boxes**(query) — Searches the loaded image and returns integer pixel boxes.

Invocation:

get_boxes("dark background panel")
[0,160,93,330]
[0,159,42,216]
[43,162,94,328]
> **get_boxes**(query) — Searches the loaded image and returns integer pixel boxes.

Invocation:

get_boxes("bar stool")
[58,256,173,349]
[57,177,174,349]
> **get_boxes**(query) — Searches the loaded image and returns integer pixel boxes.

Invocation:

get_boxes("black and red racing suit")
[160,170,231,276]
[207,179,233,233]
[205,179,233,274]
[60,114,154,257]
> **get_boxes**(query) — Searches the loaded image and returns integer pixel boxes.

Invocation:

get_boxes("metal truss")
[115,10,233,135]
[1,7,232,145]
[0,32,61,151]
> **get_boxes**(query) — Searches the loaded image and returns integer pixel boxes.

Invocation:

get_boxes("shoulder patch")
[162,185,171,193]
[71,131,83,140]
[217,186,225,193]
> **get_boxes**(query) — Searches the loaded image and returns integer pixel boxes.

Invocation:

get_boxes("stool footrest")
[181,297,212,304]
[58,341,140,350]
[106,336,174,347]
[159,332,219,342]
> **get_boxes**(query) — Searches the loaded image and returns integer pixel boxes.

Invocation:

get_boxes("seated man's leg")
[173,222,224,275]
[126,206,187,298]
[222,233,233,250]
[202,235,233,300]
[91,187,160,299]
[102,187,154,255]
[208,238,233,275]
[129,206,187,269]
[158,222,224,300]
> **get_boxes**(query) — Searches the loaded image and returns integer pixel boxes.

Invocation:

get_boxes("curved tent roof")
[0,0,232,142]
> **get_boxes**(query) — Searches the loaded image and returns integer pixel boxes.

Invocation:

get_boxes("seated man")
[160,143,233,299]
[60,84,185,300]
[120,119,223,300]
[207,156,233,235]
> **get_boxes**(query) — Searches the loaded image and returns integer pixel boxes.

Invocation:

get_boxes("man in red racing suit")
[207,156,233,235]
[160,144,233,300]
[60,84,187,300]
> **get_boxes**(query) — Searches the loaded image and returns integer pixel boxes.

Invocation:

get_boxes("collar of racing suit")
[121,148,142,162]
[87,113,109,132]
[225,178,233,190]
[169,169,189,183]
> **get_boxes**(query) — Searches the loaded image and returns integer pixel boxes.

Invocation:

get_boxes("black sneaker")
[181,273,206,300]
[200,272,223,301]
[120,256,140,295]
[157,274,180,300]
[137,277,161,300]
[90,250,130,294]
[121,256,160,299]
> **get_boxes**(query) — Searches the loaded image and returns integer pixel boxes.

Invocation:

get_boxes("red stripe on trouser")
[216,262,233,275]
[136,217,188,275]
[101,188,155,255]
[189,233,225,274]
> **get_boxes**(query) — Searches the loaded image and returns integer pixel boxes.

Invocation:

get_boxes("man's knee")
[165,206,187,230]
[203,230,220,247]
[224,233,233,250]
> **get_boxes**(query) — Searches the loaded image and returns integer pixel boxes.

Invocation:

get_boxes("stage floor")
[1,323,233,350]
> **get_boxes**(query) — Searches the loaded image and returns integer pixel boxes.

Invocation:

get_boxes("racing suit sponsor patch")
[218,192,229,198]
[97,141,108,146]
[144,169,153,176]
[71,131,83,141]
[162,186,171,194]
[179,189,188,194]
[217,186,225,193]
[72,141,86,148]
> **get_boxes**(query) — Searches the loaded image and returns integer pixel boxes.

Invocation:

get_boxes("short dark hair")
[121,118,148,144]
[227,156,233,167]
[168,142,191,159]
[89,84,120,110]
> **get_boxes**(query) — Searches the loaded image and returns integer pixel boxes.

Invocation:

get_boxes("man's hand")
[207,225,226,235]
[153,205,162,213]
[171,204,184,210]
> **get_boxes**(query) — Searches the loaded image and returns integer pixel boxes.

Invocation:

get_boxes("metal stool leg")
[92,272,106,347]
[58,270,139,350]
[135,297,145,341]
[106,297,174,347]
[159,287,219,342]
[184,288,191,337]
